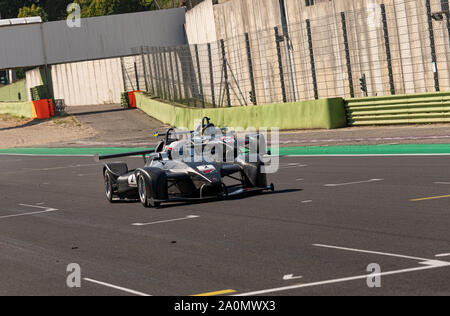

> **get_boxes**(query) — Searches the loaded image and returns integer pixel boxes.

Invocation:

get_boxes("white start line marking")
[324,179,384,187]
[233,244,450,296]
[83,278,151,296]
[0,204,59,220]
[132,215,200,227]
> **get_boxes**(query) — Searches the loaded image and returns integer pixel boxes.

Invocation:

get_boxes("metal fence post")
[162,48,172,101]
[141,48,149,92]
[220,39,231,107]
[146,52,155,95]
[120,57,129,92]
[152,48,161,97]
[195,44,205,107]
[274,27,287,103]
[341,12,355,98]
[134,61,140,91]
[306,20,319,100]
[426,0,440,92]
[245,33,257,105]
[157,47,167,99]
[174,47,183,102]
[381,4,395,95]
[207,43,216,107]
[168,48,178,102]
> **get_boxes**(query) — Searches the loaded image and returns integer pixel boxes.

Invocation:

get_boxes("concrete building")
[183,0,450,104]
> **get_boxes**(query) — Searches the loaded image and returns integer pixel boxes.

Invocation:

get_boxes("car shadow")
[156,188,303,210]
[108,189,303,209]
[68,107,132,117]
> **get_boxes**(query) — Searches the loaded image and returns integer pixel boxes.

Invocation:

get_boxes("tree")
[18,4,48,21]
[0,0,182,21]
[0,0,29,19]
[73,0,181,18]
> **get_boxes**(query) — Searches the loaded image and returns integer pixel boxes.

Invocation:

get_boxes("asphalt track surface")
[1,154,450,296]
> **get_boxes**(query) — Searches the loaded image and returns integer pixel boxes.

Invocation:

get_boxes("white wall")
[51,58,124,106]
[185,0,218,44]
[25,67,42,101]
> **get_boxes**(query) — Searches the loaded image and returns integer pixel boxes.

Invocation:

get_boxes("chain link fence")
[122,0,450,107]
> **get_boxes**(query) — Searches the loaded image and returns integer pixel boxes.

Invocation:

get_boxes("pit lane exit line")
[132,215,200,226]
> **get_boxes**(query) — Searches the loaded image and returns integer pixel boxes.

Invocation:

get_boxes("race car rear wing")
[95,149,155,162]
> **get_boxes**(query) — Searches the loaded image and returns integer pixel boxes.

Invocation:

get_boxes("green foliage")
[73,0,182,18]
[18,4,48,21]
[0,0,182,21]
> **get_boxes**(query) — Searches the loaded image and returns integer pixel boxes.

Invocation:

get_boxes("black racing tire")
[104,170,115,203]
[138,174,161,208]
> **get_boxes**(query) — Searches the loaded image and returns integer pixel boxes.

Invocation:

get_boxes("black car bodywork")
[99,126,274,208]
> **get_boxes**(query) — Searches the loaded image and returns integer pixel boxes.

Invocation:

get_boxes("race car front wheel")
[104,171,115,203]
[138,174,161,208]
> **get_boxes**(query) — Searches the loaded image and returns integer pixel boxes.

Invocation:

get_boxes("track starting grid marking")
[0,204,59,220]
[82,243,450,296]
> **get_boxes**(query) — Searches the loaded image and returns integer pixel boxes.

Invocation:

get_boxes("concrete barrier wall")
[0,80,27,102]
[346,91,450,125]
[135,92,346,130]
[0,101,33,118]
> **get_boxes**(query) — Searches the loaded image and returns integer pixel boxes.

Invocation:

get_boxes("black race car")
[97,128,274,208]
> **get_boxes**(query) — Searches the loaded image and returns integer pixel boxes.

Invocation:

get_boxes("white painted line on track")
[436,253,450,258]
[280,163,308,170]
[324,179,384,187]
[0,204,59,220]
[83,278,151,296]
[234,244,450,296]
[29,163,99,171]
[434,182,450,185]
[313,244,430,262]
[301,200,313,204]
[234,264,450,296]
[77,173,99,177]
[283,274,303,281]
[132,215,200,227]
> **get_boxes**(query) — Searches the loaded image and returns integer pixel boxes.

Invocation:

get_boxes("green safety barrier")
[135,93,347,130]
[0,101,33,118]
[346,91,450,126]
[0,80,27,102]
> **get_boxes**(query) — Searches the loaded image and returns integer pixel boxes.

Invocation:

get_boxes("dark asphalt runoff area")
[0,154,450,296]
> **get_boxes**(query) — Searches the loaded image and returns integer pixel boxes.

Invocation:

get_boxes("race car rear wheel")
[138,174,161,208]
[104,171,115,203]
